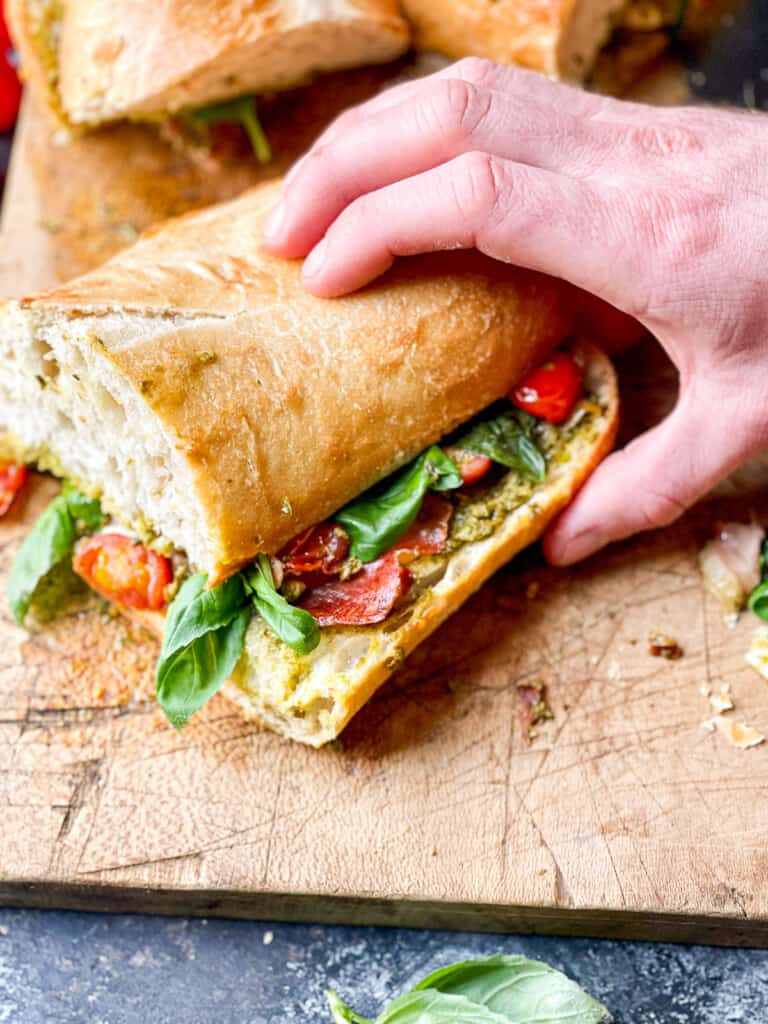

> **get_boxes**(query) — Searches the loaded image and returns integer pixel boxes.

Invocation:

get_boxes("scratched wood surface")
[2,97,768,946]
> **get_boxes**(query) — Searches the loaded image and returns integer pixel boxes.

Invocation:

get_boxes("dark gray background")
[3,7,768,1023]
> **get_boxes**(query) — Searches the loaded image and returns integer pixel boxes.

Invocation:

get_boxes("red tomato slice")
[280,521,349,577]
[510,352,582,424]
[443,447,493,487]
[0,11,21,132]
[73,533,173,611]
[0,462,27,516]
[298,552,411,627]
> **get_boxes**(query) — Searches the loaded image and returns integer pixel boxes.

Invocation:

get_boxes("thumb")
[543,384,756,565]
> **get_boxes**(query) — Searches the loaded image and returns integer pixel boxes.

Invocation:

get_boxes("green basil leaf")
[412,955,610,1023]
[748,580,768,621]
[187,95,271,164]
[327,991,374,1024]
[161,573,247,659]
[376,990,508,1024]
[336,446,461,563]
[8,494,77,624]
[245,556,320,656]
[156,605,250,730]
[62,481,105,533]
[455,412,546,483]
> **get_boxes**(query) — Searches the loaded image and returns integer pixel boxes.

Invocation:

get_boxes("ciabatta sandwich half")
[0,180,618,746]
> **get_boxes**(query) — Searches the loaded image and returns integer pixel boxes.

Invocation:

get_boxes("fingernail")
[263,202,286,241]
[303,238,328,278]
[285,154,307,185]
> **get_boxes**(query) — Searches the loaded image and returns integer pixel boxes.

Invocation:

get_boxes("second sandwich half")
[0,180,618,745]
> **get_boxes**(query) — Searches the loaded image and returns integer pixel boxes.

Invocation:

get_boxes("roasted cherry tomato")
[280,521,349,577]
[443,447,493,487]
[73,533,173,610]
[0,10,22,132]
[0,461,27,516]
[510,352,582,424]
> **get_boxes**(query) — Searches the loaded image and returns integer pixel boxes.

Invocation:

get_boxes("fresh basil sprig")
[186,95,272,164]
[156,573,251,730]
[336,446,462,563]
[244,555,320,656]
[156,559,320,729]
[8,484,104,625]
[455,411,546,483]
[328,955,610,1024]
[748,537,768,621]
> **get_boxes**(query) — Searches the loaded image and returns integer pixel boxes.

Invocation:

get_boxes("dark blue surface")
[3,9,768,1024]
[0,908,766,1023]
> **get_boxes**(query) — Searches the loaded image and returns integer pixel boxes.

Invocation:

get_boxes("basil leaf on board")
[376,991,508,1024]
[336,446,462,563]
[455,412,546,483]
[413,955,610,1023]
[61,481,105,533]
[160,573,247,659]
[186,95,272,164]
[748,581,768,621]
[747,537,768,620]
[155,605,250,730]
[327,991,374,1024]
[8,494,77,624]
[244,555,320,656]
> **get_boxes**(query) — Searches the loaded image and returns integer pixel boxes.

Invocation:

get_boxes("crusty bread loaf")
[131,340,618,746]
[7,0,410,125]
[400,0,681,88]
[0,178,576,585]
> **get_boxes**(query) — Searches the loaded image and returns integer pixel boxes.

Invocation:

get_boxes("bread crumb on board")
[702,715,765,749]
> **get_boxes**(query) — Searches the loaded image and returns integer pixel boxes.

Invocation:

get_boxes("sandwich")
[0,180,618,746]
[400,0,718,93]
[6,0,409,159]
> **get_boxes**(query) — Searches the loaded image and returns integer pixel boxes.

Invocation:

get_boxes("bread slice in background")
[8,0,410,126]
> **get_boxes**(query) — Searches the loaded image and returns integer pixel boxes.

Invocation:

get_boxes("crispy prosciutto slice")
[298,552,411,627]
[394,493,452,560]
[298,494,453,627]
[279,521,349,576]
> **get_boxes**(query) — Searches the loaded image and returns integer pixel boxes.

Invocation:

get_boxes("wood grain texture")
[2,99,768,945]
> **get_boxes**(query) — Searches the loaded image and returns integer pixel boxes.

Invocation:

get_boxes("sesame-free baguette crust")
[0,179,576,582]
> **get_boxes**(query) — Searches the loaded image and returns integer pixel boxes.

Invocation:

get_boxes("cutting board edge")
[1,880,765,947]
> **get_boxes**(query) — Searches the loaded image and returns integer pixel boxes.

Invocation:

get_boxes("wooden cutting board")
[2,101,768,947]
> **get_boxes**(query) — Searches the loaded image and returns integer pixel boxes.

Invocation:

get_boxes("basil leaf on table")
[413,955,610,1023]
[328,991,374,1024]
[186,95,272,164]
[377,991,508,1024]
[455,412,546,483]
[244,555,320,656]
[327,955,610,1024]
[336,446,462,563]
[156,573,251,730]
[8,484,104,625]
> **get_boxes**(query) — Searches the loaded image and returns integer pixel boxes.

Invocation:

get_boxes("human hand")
[262,58,768,564]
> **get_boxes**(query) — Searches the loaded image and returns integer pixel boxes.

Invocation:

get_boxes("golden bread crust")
[9,179,577,582]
